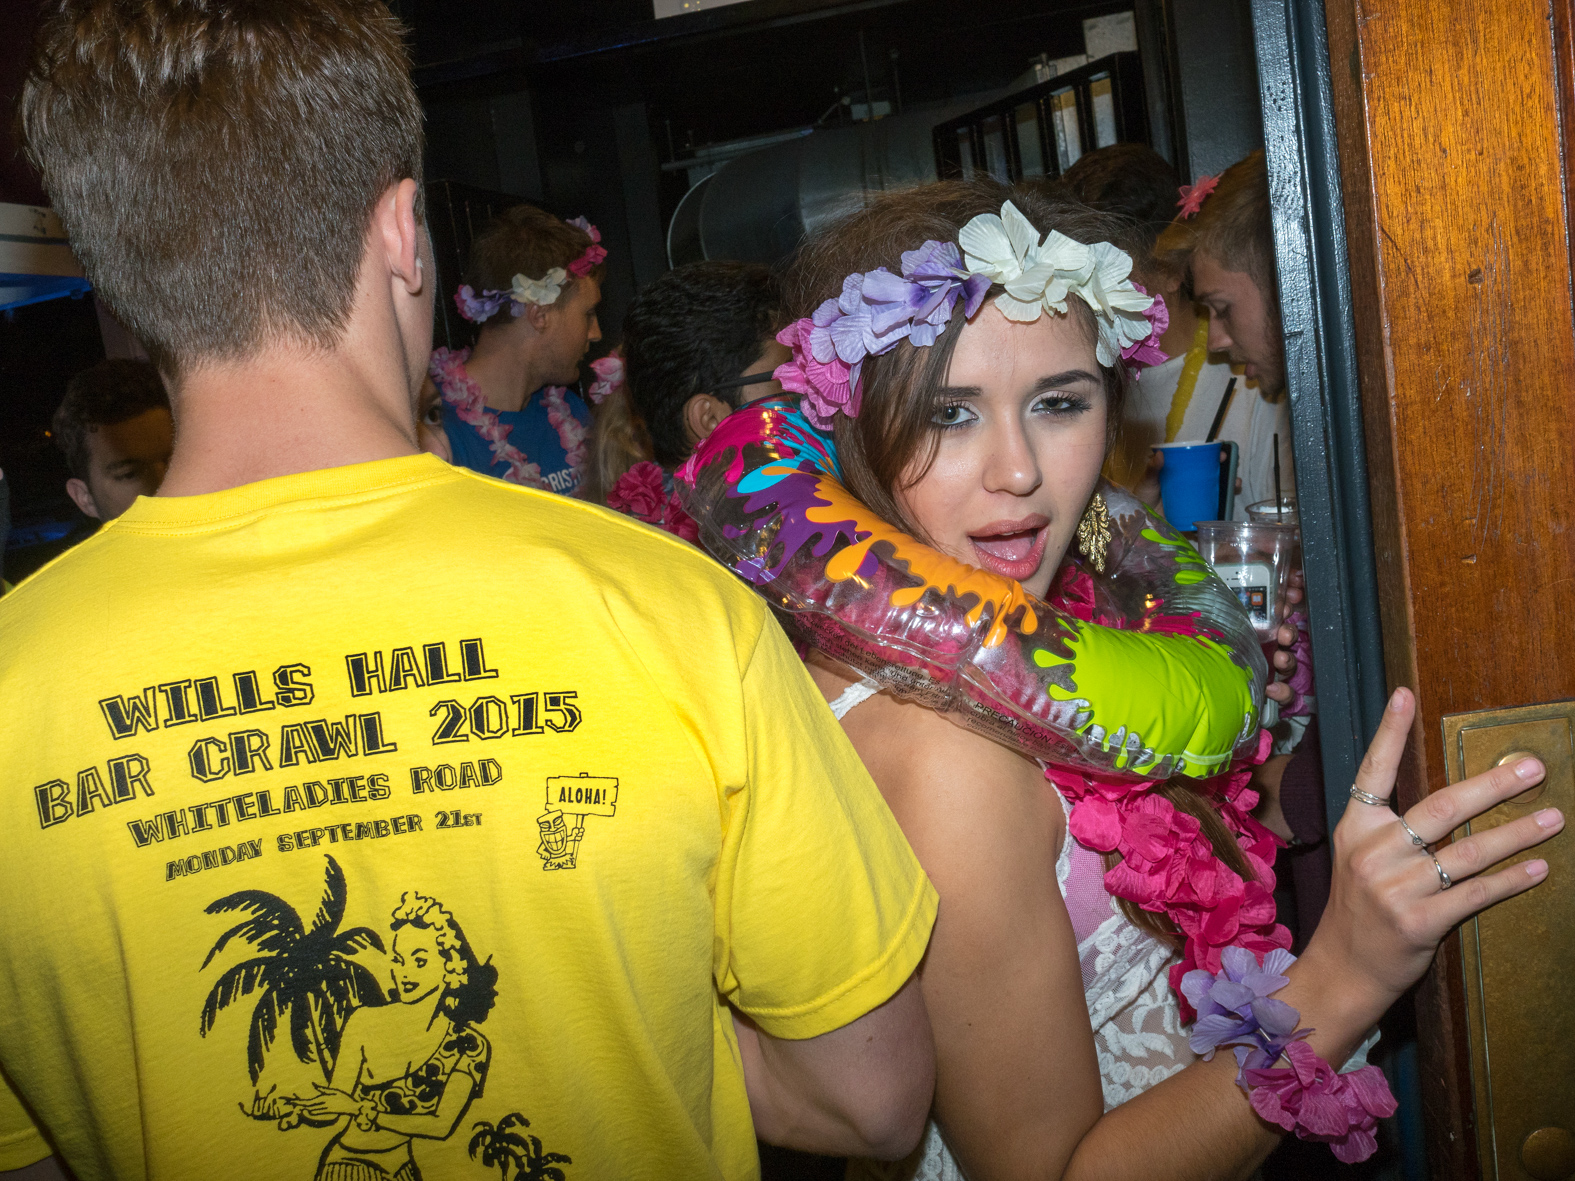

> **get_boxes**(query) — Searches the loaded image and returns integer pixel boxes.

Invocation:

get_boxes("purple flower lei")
[774,240,989,430]
[1182,945,1398,1163]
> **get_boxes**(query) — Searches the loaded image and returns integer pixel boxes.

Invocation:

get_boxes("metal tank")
[670,105,966,268]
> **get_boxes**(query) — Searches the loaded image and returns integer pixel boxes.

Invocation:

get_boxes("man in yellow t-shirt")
[0,4,938,1179]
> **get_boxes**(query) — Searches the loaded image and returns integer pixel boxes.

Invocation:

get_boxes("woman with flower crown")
[425,205,605,495]
[682,182,1561,1180]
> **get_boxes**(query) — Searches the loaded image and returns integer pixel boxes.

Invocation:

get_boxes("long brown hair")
[784,180,1130,539]
[784,180,1256,942]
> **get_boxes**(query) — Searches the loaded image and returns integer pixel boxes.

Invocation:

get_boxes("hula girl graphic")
[201,857,566,1179]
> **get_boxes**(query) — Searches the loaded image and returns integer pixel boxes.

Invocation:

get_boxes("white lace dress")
[831,680,1193,1181]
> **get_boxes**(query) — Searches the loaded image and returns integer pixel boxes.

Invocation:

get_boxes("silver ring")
[1398,816,1427,848]
[1349,784,1389,807]
[1430,853,1453,891]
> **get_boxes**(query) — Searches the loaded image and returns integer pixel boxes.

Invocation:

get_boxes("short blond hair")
[22,0,425,375]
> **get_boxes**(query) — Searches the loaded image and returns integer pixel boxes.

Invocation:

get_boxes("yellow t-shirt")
[0,455,937,1181]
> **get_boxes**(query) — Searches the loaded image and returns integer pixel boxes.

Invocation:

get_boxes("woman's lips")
[969,524,1048,581]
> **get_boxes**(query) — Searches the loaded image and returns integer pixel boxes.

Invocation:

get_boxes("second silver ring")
[1398,816,1428,848]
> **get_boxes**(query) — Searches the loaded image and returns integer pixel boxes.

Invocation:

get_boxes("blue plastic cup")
[1153,442,1226,532]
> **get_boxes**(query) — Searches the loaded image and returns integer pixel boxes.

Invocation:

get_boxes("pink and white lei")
[587,352,625,405]
[429,347,586,491]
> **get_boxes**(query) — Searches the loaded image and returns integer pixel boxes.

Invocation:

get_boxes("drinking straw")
[1273,433,1283,520]
[1206,377,1238,443]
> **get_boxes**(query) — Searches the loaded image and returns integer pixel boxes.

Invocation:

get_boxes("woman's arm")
[845,686,1559,1181]
[839,692,1102,1180]
[373,1071,476,1140]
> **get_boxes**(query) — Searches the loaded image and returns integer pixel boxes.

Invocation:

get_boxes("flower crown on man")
[455,214,608,324]
[772,199,1170,431]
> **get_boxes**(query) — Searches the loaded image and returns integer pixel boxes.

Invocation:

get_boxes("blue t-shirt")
[440,388,590,494]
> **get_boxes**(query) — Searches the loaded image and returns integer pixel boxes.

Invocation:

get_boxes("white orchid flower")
[510,267,568,308]
[958,201,1156,363]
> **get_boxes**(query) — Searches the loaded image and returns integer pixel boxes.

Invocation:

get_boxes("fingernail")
[1535,808,1563,829]
[1525,859,1549,879]
[1516,758,1543,780]
[1389,689,1406,711]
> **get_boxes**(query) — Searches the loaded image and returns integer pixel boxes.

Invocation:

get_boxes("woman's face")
[390,929,444,1005]
[897,304,1108,599]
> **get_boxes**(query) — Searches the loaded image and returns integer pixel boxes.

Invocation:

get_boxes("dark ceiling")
[403,0,1131,155]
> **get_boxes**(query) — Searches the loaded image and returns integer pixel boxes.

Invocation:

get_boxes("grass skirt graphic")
[199,855,570,1177]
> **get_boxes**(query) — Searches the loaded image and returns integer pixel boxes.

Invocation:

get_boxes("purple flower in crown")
[454,285,512,324]
[899,240,991,343]
[1181,945,1302,1059]
[782,240,991,429]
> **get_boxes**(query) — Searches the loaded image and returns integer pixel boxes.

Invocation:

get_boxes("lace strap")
[827,676,882,720]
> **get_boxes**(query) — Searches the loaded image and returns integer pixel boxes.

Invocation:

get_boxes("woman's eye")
[1034,394,1089,416]
[932,403,976,427]
[421,402,443,426]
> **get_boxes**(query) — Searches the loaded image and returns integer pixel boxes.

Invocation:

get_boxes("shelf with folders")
[933,52,1149,185]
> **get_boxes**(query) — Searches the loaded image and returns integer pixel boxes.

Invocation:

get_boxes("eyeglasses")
[710,371,780,393]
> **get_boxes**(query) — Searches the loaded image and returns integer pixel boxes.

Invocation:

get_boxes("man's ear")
[65,477,101,520]
[683,394,732,446]
[376,178,424,297]
[522,301,552,334]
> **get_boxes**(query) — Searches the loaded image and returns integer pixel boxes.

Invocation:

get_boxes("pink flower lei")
[429,347,587,491]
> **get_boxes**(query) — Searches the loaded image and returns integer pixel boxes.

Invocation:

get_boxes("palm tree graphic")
[199,854,386,1083]
[469,1113,572,1179]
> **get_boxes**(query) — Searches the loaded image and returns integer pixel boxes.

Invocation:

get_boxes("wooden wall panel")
[1323,0,1575,1176]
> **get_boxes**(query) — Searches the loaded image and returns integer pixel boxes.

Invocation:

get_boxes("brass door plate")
[1442,701,1575,1181]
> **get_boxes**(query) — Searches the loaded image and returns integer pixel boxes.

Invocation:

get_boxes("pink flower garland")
[542,385,588,483]
[607,460,702,543]
[1243,1040,1397,1163]
[1042,566,1293,1021]
[428,347,587,491]
[608,461,666,523]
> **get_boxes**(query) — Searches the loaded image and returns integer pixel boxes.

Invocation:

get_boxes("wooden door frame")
[1256,0,1575,1176]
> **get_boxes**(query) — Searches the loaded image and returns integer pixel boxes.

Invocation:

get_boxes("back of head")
[783,179,1132,533]
[1152,150,1276,301]
[464,205,607,309]
[623,261,781,468]
[52,359,170,478]
[21,0,424,376]
[1060,143,1182,262]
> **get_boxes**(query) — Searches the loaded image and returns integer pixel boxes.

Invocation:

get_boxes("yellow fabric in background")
[0,456,936,1181]
[1163,315,1214,444]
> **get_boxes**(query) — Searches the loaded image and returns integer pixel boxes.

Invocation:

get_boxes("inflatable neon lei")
[676,399,1343,1144]
[676,398,1267,780]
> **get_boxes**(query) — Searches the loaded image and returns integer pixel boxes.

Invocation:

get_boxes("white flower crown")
[958,200,1164,367]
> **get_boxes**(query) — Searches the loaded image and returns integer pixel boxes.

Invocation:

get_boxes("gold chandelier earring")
[1076,492,1111,574]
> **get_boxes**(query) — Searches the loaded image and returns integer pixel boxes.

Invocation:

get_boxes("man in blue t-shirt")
[426,204,604,494]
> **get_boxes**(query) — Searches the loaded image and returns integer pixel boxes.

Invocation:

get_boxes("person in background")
[2,1,940,1177]
[579,350,655,506]
[415,372,452,463]
[1064,145,1294,517]
[425,204,604,494]
[51,358,173,522]
[604,262,787,529]
[1150,151,1332,977]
